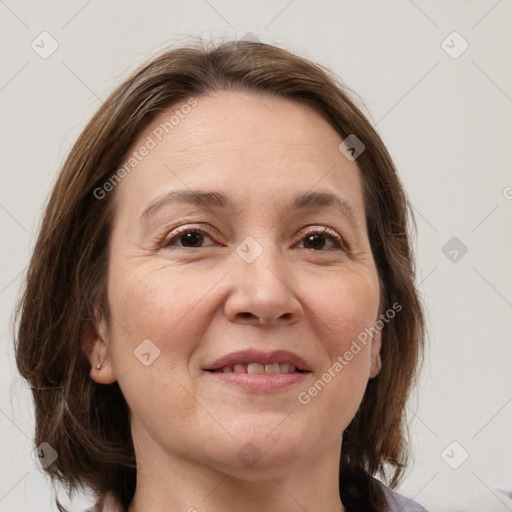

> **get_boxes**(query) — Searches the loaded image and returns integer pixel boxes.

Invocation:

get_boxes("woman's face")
[89,91,382,475]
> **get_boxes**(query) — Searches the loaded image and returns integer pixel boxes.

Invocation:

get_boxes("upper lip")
[204,349,311,372]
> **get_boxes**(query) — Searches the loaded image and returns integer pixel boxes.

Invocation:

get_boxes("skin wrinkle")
[85,90,382,512]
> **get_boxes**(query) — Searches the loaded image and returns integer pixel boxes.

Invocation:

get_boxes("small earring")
[96,338,104,372]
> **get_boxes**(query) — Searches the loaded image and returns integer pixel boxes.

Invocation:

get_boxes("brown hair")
[14,39,425,512]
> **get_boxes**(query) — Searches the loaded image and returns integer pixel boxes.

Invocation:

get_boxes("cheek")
[302,268,379,406]
[307,267,380,350]
[107,255,380,371]
[106,262,220,368]
[104,264,214,439]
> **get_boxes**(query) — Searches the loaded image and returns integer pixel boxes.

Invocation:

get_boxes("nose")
[223,247,303,326]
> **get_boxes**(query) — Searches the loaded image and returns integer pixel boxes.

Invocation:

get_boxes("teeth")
[216,363,299,374]
[265,363,280,375]
[247,363,265,375]
[280,363,290,373]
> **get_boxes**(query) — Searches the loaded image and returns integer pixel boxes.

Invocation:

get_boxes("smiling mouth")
[207,363,306,375]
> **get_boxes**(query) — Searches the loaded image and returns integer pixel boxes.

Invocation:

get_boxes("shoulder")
[372,477,429,512]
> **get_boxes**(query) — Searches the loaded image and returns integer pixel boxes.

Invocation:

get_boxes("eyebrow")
[139,189,361,227]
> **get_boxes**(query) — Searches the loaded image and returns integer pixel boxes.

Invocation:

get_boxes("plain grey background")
[1,1,511,511]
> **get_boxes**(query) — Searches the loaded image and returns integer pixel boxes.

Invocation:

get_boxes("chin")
[202,424,324,476]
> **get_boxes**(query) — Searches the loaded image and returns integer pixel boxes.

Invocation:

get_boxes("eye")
[161,225,218,249]
[297,227,345,251]
[160,225,346,251]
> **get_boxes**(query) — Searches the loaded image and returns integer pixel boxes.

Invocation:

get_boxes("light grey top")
[378,479,429,512]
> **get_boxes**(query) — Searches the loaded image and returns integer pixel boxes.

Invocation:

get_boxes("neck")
[127,427,345,512]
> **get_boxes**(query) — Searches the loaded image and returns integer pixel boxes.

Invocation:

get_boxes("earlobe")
[88,337,117,384]
[369,352,382,379]
[369,330,382,379]
[80,311,117,385]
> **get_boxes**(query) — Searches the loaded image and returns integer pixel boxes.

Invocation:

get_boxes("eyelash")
[160,224,347,252]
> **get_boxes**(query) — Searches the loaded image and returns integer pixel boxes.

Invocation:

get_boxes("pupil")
[182,232,202,247]
[307,234,324,249]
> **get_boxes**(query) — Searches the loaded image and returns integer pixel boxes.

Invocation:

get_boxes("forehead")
[112,90,364,219]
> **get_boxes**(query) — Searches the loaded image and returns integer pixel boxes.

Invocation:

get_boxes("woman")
[14,40,427,512]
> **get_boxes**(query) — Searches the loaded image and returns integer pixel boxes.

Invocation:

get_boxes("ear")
[81,307,117,385]
[369,329,382,379]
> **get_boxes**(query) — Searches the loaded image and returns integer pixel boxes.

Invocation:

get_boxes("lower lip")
[206,371,309,391]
